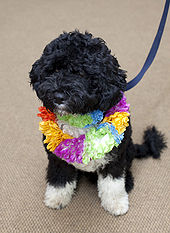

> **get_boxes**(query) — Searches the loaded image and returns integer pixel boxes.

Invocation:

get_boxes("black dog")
[29,31,166,215]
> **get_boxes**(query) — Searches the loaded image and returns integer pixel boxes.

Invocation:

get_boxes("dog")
[29,30,166,216]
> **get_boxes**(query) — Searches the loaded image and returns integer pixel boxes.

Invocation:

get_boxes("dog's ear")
[29,40,53,92]
[98,56,127,111]
[29,38,67,93]
[109,56,127,91]
[29,59,42,92]
[98,84,122,111]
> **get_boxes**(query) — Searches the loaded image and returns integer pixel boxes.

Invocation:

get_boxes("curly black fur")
[29,31,166,198]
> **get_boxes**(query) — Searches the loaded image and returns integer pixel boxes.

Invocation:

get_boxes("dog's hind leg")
[44,152,78,209]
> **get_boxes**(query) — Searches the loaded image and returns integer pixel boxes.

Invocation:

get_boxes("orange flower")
[39,120,73,152]
[103,112,130,134]
[37,106,56,122]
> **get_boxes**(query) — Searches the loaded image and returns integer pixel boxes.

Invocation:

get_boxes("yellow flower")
[39,120,73,152]
[103,112,130,134]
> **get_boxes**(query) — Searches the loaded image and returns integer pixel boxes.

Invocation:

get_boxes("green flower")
[82,126,118,164]
[57,113,93,128]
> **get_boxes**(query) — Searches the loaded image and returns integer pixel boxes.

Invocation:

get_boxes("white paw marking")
[97,174,129,216]
[44,181,76,209]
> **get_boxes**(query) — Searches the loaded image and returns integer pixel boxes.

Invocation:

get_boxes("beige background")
[0,0,170,232]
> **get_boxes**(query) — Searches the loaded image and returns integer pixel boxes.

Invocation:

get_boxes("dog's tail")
[135,126,167,159]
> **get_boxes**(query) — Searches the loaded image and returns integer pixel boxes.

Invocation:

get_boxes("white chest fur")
[71,156,111,172]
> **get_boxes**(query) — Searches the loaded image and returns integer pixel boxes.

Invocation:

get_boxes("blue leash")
[126,0,170,91]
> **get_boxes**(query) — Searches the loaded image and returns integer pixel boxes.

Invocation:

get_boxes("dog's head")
[29,31,127,115]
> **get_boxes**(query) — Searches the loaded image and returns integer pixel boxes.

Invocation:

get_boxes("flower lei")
[38,94,130,165]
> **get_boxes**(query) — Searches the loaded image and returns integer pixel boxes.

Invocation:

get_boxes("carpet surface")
[0,0,170,232]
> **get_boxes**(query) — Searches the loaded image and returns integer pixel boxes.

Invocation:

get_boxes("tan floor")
[0,0,170,232]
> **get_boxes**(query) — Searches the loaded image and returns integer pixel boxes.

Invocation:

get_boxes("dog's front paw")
[100,193,129,216]
[98,175,129,216]
[44,181,76,209]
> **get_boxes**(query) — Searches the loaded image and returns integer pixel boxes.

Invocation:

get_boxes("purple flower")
[54,135,85,164]
[105,93,130,117]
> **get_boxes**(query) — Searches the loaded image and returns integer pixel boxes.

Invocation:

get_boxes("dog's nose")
[54,92,65,105]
